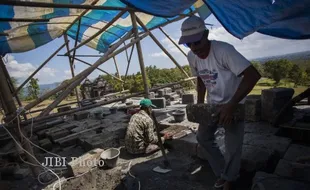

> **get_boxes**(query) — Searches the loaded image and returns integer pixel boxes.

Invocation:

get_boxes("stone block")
[149,92,155,99]
[151,98,166,108]
[13,168,29,180]
[261,88,294,122]
[244,122,279,135]
[245,115,261,122]
[170,94,180,101]
[73,111,89,121]
[67,148,103,177]
[175,89,184,96]
[182,94,195,104]
[186,104,245,125]
[241,145,276,173]
[275,159,310,182]
[46,118,64,127]
[81,133,118,151]
[48,129,71,142]
[252,171,309,190]
[157,89,165,97]
[39,138,53,151]
[164,87,172,94]
[166,133,197,157]
[284,144,310,162]
[57,106,71,113]
[243,133,291,157]
[103,122,127,138]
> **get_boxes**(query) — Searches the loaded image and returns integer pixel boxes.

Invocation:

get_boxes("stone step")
[243,133,291,157]
[283,144,310,162]
[252,171,309,190]
[274,159,310,183]
[244,122,279,135]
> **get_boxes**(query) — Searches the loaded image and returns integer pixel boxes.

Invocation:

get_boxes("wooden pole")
[159,27,187,57]
[64,10,126,56]
[23,30,150,112]
[73,57,123,82]
[124,44,135,80]
[112,57,121,79]
[135,16,192,81]
[63,0,99,34]
[0,18,49,22]
[58,54,102,57]
[64,22,81,104]
[14,41,68,96]
[0,57,27,120]
[130,12,149,98]
[0,1,134,11]
[38,30,134,116]
[0,58,40,177]
[22,77,196,125]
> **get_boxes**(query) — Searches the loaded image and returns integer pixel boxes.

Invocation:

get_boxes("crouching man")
[125,99,171,155]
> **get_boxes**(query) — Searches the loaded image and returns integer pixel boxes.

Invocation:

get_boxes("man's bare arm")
[219,65,261,125]
[197,76,206,104]
[229,65,261,105]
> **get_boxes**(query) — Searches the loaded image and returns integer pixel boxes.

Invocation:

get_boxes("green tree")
[27,78,40,100]
[10,77,24,99]
[289,64,304,86]
[263,59,293,85]
[251,62,264,77]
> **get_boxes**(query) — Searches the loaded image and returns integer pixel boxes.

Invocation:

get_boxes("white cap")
[178,15,207,44]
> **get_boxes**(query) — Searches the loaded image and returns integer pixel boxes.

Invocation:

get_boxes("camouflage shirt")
[125,110,159,154]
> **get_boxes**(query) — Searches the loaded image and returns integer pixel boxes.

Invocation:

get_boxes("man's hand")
[218,102,237,126]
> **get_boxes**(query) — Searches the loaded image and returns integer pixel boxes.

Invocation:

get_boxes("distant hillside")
[251,51,310,64]
[23,82,61,96]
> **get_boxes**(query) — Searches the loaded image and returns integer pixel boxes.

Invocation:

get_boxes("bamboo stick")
[63,34,80,105]
[64,10,126,56]
[23,10,184,111]
[112,56,121,79]
[124,44,135,80]
[38,30,134,116]
[0,1,134,11]
[23,30,150,112]
[159,27,187,57]
[14,41,68,95]
[135,16,195,86]
[73,57,123,82]
[63,0,99,34]
[130,12,149,98]
[0,18,49,22]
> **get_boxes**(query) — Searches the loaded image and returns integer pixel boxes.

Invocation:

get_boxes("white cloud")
[5,55,36,79]
[4,54,58,84]
[208,27,310,59]
[149,52,166,57]
[148,36,189,58]
[64,70,72,79]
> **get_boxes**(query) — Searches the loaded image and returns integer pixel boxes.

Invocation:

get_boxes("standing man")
[179,16,261,190]
[125,99,171,155]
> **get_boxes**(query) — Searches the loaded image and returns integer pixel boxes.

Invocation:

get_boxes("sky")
[4,15,310,85]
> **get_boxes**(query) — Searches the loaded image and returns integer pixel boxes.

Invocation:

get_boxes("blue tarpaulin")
[0,0,308,55]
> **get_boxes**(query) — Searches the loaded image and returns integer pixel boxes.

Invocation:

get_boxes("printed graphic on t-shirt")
[198,69,218,88]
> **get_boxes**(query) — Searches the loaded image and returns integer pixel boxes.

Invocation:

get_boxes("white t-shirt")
[188,40,251,104]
